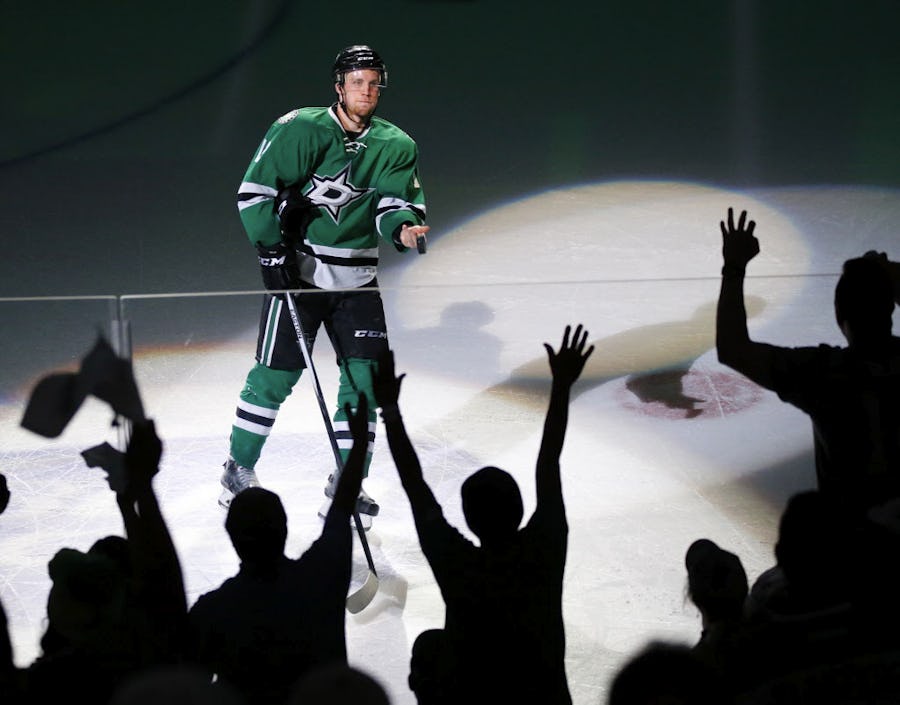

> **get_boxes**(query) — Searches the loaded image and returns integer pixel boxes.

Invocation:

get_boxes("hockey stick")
[283,291,379,614]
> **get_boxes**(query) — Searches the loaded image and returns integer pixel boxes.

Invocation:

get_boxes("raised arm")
[119,419,188,658]
[716,207,780,389]
[535,325,594,509]
[372,350,442,523]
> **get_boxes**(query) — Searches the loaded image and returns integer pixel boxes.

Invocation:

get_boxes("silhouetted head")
[461,466,523,545]
[685,539,748,623]
[290,662,390,705]
[409,628,451,704]
[775,490,851,596]
[111,664,244,705]
[89,535,131,577]
[608,640,727,705]
[45,546,127,650]
[834,255,895,347]
[225,487,287,565]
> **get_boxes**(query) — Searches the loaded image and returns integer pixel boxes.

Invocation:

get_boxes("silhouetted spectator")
[742,490,858,683]
[289,662,390,705]
[686,539,748,628]
[114,419,188,666]
[185,394,370,705]
[684,538,754,687]
[607,640,731,705]
[407,628,450,705]
[6,420,188,705]
[372,324,593,705]
[747,491,853,620]
[716,208,900,518]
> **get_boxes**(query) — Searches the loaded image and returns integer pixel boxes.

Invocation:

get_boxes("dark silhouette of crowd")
[608,208,900,704]
[2,207,900,704]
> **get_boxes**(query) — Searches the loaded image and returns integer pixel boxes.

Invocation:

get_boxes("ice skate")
[218,458,260,509]
[323,473,379,516]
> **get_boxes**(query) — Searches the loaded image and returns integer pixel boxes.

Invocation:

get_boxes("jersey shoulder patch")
[276,109,301,125]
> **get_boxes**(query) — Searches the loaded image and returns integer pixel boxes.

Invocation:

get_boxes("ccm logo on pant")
[354,330,387,339]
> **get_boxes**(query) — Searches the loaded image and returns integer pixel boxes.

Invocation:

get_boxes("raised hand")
[720,207,759,272]
[373,349,406,411]
[123,419,162,496]
[543,324,594,388]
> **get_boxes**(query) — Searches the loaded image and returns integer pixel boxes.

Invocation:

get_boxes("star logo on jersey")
[305,164,374,225]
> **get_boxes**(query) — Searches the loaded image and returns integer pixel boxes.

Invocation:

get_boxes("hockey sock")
[230,362,301,468]
[333,357,378,477]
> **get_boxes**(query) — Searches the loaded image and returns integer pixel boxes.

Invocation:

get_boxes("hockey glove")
[276,186,317,239]
[256,241,300,292]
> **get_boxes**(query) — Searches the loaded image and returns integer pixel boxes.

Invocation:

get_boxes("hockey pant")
[229,357,378,475]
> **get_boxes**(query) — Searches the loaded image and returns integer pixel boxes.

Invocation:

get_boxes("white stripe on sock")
[233,417,273,436]
[237,399,279,418]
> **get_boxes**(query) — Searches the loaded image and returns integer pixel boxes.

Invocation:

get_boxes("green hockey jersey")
[237,105,426,288]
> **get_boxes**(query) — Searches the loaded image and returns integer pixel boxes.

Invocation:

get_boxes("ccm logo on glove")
[259,254,287,267]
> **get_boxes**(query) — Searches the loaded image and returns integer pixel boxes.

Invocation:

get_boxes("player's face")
[336,69,382,119]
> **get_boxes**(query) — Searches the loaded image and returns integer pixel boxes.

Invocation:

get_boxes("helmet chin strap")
[336,81,373,132]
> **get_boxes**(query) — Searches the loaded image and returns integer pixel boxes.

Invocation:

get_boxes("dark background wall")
[1,0,898,298]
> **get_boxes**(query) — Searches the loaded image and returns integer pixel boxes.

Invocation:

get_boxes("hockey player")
[219,45,429,517]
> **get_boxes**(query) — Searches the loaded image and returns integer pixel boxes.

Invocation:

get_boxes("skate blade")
[318,499,372,531]
[358,500,380,517]
[324,487,379,517]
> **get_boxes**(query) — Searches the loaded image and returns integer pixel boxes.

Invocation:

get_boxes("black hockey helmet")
[332,45,388,87]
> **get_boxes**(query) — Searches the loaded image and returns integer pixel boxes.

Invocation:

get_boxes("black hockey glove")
[256,240,300,292]
[276,186,317,239]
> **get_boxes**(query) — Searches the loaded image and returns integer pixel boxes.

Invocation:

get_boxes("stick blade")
[346,571,379,614]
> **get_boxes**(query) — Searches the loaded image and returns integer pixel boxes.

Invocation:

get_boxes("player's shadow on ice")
[625,368,705,418]
[394,300,504,384]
